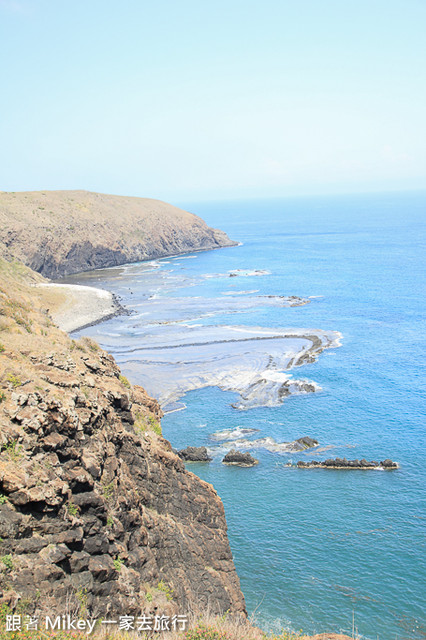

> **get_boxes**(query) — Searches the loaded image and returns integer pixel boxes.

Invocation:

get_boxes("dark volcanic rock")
[381,459,399,468]
[177,446,212,462]
[292,436,319,451]
[297,458,398,470]
[0,315,246,618]
[222,450,259,467]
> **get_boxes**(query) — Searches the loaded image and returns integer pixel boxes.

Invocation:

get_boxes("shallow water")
[72,191,426,640]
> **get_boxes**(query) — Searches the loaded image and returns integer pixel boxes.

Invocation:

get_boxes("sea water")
[72,191,426,640]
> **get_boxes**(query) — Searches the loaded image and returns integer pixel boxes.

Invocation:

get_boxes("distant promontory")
[0,190,237,278]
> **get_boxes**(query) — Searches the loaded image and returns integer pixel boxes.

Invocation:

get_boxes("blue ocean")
[72,191,426,640]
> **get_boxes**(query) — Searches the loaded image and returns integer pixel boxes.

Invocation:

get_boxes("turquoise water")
[73,192,426,640]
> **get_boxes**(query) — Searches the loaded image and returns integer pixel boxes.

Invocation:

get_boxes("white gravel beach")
[36,283,120,333]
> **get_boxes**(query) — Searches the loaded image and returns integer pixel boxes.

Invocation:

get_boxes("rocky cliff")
[0,259,246,618]
[0,190,237,278]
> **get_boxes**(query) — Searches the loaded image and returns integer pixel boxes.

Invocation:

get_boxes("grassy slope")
[0,258,71,337]
[0,190,235,277]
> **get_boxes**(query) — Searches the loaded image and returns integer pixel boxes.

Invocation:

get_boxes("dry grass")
[0,606,354,640]
[0,190,235,278]
[0,603,307,640]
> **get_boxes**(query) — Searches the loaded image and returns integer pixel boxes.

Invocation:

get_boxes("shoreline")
[41,245,241,334]
[35,282,129,333]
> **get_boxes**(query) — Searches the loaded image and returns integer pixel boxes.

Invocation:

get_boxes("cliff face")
[0,260,246,617]
[0,190,237,278]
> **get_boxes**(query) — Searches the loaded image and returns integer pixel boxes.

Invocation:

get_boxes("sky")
[1,0,425,202]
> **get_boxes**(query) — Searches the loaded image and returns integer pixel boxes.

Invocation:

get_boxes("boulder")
[177,446,212,462]
[222,450,259,467]
[381,459,398,468]
[294,436,319,450]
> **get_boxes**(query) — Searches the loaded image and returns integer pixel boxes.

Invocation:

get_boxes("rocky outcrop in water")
[0,190,237,278]
[293,437,319,450]
[0,261,246,618]
[296,458,398,469]
[177,446,212,462]
[222,450,259,467]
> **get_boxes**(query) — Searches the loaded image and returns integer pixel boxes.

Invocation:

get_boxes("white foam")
[175,256,198,259]
[221,290,259,296]
[123,324,339,410]
[210,435,317,454]
[210,427,260,440]
[229,269,271,277]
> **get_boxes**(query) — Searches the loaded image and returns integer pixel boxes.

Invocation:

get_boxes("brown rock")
[39,543,70,564]
[0,261,246,619]
[1,467,28,493]
[0,190,237,278]
[69,551,91,573]
[88,555,116,582]
[42,432,68,450]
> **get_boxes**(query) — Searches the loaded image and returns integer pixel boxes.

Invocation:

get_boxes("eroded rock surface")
[0,261,246,618]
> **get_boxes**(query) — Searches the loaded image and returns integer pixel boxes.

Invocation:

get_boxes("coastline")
[25,202,412,628]
[0,261,248,621]
[34,243,243,334]
[35,282,128,333]
[0,189,237,279]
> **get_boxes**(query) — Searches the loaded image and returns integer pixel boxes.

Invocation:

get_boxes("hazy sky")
[1,0,425,201]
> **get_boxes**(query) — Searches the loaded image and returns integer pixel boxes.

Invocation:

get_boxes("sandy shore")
[35,283,121,333]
